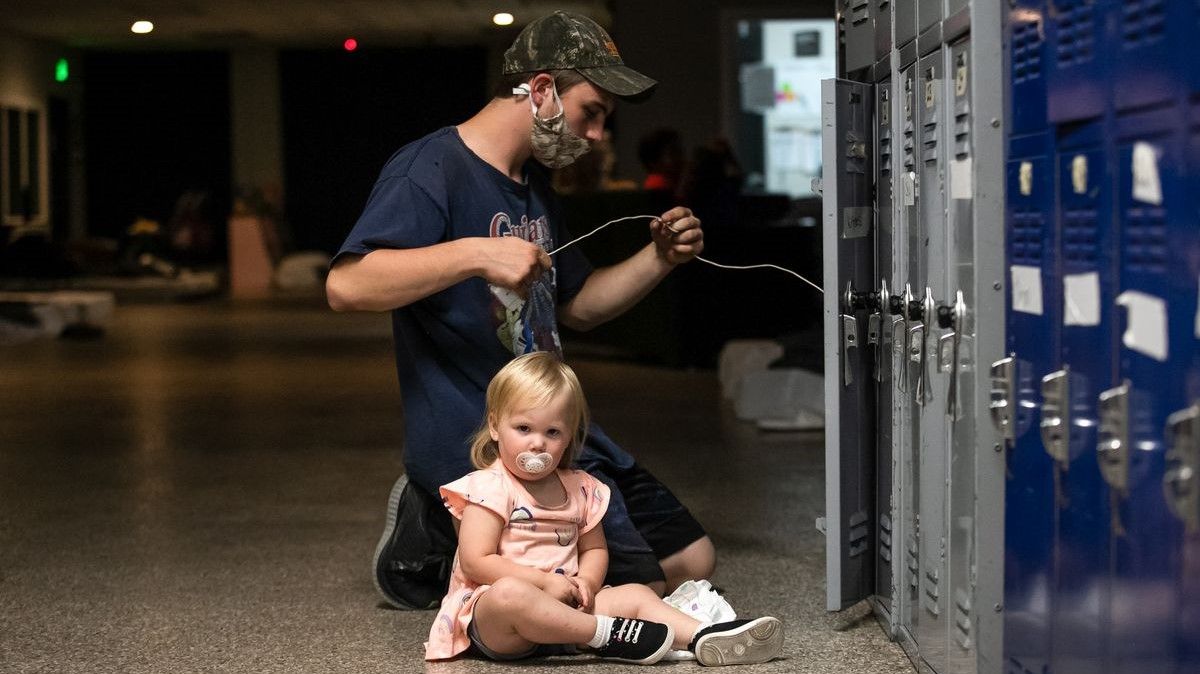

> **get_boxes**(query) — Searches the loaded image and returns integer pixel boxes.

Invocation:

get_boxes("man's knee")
[661,536,716,587]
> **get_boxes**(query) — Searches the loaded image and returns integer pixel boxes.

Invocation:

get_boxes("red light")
[344,38,358,52]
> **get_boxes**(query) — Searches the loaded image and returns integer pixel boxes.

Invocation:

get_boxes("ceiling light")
[493,13,514,26]
[131,21,154,34]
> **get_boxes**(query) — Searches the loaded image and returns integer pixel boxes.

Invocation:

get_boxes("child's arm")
[571,525,609,612]
[457,502,579,604]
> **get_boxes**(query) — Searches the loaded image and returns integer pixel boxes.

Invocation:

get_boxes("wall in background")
[279,46,487,254]
[610,0,832,186]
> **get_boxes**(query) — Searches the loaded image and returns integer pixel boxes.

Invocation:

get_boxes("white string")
[694,257,824,295]
[547,215,659,255]
[547,214,824,295]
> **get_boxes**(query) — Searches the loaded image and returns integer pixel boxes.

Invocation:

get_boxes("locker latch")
[1164,402,1200,532]
[1097,382,1131,495]
[842,313,859,387]
[914,287,936,406]
[891,284,917,394]
[842,283,880,388]
[989,356,1016,444]
[866,279,890,382]
[936,290,968,420]
[1039,369,1070,466]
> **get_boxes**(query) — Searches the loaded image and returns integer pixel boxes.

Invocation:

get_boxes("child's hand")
[541,572,580,607]
[566,576,595,613]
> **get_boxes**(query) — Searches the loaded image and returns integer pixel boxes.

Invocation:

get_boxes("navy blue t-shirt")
[336,127,621,492]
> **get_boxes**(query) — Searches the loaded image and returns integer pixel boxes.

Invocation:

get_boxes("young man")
[327,11,714,606]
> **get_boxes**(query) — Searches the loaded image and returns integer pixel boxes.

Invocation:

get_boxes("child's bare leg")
[594,583,702,650]
[471,577,598,655]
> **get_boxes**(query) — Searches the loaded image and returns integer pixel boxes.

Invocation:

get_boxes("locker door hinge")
[1164,403,1200,532]
[1040,369,1070,466]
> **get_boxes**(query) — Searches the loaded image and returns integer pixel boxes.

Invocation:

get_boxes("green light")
[55,58,69,82]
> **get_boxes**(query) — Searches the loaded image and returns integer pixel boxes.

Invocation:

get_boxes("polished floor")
[0,299,911,673]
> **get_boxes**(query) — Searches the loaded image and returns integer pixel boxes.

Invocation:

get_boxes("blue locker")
[1180,99,1200,674]
[1110,103,1189,674]
[1004,131,1059,674]
[1045,0,1109,123]
[1051,118,1115,674]
[1009,0,1049,135]
[1110,0,1198,110]
[1192,2,1200,94]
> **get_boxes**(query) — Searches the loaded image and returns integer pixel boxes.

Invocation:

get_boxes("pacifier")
[516,451,554,475]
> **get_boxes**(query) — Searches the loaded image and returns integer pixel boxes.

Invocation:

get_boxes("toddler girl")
[424,351,784,665]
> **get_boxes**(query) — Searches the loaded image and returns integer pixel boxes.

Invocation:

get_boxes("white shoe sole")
[694,616,783,666]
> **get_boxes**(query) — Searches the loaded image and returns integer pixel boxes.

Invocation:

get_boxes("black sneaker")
[371,474,456,610]
[689,616,784,666]
[594,617,675,665]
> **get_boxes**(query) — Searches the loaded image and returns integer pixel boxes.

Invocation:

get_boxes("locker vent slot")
[850,0,870,25]
[848,510,869,557]
[1124,206,1167,274]
[1011,209,1046,264]
[1012,20,1043,84]
[1121,0,1166,48]
[1063,208,1100,263]
[1055,0,1096,67]
[907,536,919,591]
[924,567,940,615]
[954,588,972,649]
[879,514,893,563]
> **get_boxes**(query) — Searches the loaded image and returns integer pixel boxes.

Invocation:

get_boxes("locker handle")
[892,316,907,393]
[945,291,967,420]
[1039,369,1070,466]
[1163,403,1200,532]
[989,356,1016,443]
[841,314,858,388]
[915,287,936,406]
[1097,382,1131,494]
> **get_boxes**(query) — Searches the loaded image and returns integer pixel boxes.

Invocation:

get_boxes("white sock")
[587,615,616,648]
[688,621,713,649]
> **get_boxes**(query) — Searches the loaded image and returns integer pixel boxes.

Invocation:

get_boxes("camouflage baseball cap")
[503,11,657,99]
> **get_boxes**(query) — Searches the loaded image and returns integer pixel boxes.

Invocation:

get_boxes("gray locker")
[874,77,898,625]
[824,0,1007,672]
[843,0,876,73]
[822,77,877,612]
[898,62,923,648]
[915,47,950,674]
[896,0,918,48]
[945,36,979,674]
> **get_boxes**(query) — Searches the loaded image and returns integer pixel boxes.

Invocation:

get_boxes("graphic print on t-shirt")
[488,212,562,356]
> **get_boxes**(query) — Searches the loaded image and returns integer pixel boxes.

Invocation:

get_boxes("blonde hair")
[469,352,590,470]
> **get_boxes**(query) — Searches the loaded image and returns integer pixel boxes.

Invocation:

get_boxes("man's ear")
[528,72,556,107]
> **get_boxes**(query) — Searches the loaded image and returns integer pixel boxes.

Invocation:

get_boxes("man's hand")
[476,236,552,297]
[650,206,704,265]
